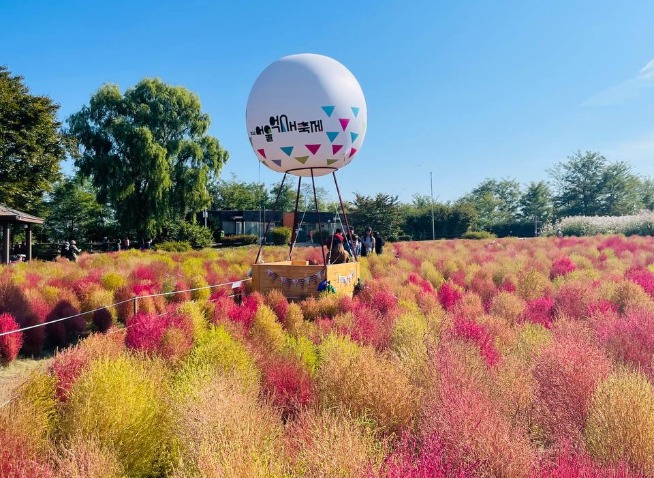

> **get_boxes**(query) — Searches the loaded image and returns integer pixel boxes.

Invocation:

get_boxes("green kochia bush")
[59,356,172,478]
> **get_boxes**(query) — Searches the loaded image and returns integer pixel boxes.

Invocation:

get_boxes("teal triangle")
[351,107,360,117]
[350,132,359,142]
[326,132,339,143]
[281,146,294,156]
[322,105,335,117]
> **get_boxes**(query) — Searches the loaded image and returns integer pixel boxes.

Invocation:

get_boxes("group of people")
[100,237,153,252]
[324,226,385,264]
[60,240,82,262]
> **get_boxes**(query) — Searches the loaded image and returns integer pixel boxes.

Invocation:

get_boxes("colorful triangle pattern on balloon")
[272,159,282,167]
[305,144,321,155]
[257,148,266,159]
[350,132,358,142]
[281,146,294,156]
[295,156,309,164]
[326,159,338,165]
[339,118,350,131]
[322,105,335,117]
[326,132,339,143]
[349,148,358,158]
[351,107,360,117]
[332,144,343,154]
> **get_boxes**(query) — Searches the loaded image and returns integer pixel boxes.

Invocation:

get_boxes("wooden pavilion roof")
[0,205,44,225]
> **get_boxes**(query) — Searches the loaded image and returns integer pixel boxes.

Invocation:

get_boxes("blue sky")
[3,0,654,204]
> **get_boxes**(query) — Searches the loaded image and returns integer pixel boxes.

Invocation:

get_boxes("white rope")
[0,278,251,338]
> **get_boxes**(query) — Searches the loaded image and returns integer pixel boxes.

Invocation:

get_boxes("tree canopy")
[67,78,229,239]
[0,66,68,212]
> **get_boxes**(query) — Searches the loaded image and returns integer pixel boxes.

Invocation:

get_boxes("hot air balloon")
[246,53,366,298]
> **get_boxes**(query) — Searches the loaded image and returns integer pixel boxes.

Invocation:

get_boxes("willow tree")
[67,78,229,239]
[0,66,68,212]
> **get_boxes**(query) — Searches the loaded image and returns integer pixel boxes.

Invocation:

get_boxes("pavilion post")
[1,223,9,265]
[26,224,33,261]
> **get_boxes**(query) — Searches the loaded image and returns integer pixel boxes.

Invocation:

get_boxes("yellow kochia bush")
[59,356,171,478]
[316,334,418,434]
[171,370,286,478]
[585,369,654,474]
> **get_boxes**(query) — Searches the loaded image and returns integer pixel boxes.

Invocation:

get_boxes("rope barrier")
[0,278,251,338]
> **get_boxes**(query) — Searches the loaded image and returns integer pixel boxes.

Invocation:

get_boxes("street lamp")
[430,172,435,240]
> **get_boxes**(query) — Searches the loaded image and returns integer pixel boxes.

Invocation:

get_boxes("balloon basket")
[251,261,360,299]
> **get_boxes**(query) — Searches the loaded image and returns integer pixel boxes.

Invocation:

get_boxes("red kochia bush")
[375,432,475,478]
[407,273,434,293]
[625,267,654,298]
[522,297,555,328]
[596,307,654,378]
[0,313,23,364]
[453,317,499,367]
[92,307,113,332]
[438,282,463,311]
[535,448,643,478]
[532,335,612,446]
[261,355,314,421]
[45,300,82,347]
[550,256,577,279]
[125,312,167,354]
[0,428,55,478]
[50,346,90,401]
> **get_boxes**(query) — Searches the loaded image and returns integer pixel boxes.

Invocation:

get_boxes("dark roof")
[0,205,44,224]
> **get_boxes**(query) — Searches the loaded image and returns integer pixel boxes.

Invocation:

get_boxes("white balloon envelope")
[246,53,367,177]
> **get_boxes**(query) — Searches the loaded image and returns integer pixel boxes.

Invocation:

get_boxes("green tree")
[638,177,654,211]
[519,181,554,230]
[458,178,522,230]
[67,78,229,239]
[44,177,113,242]
[211,175,268,210]
[0,66,68,212]
[350,193,402,239]
[601,161,641,216]
[548,151,607,217]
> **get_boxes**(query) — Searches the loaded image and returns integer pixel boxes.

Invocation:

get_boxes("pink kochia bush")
[125,306,193,359]
[211,290,260,332]
[550,256,577,279]
[532,333,612,446]
[0,313,23,364]
[260,354,314,421]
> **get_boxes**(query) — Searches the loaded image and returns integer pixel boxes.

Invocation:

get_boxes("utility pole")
[430,172,435,240]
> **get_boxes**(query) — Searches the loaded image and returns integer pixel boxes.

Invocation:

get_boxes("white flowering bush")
[543,211,654,236]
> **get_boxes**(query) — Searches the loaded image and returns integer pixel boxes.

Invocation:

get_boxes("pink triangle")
[349,148,358,158]
[332,144,343,154]
[339,118,350,131]
[305,144,321,155]
[257,148,266,159]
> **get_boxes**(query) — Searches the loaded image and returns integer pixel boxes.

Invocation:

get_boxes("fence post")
[133,297,138,316]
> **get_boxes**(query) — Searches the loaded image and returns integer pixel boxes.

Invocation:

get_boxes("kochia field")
[2,235,654,477]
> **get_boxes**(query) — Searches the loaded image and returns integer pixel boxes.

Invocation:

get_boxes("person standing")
[374,231,385,255]
[361,227,375,257]
[68,240,82,262]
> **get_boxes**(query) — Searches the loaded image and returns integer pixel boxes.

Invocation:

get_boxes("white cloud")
[582,57,654,106]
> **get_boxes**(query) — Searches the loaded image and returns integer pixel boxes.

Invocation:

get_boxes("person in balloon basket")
[361,227,375,257]
[374,231,385,255]
[324,229,350,264]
